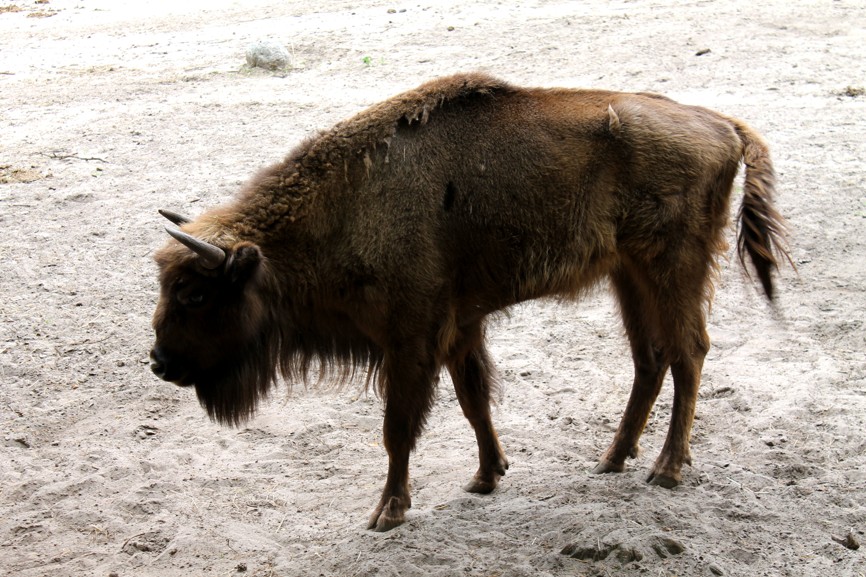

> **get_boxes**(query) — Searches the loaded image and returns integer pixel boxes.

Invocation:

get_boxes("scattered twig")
[832,531,860,550]
[61,334,113,349]
[120,532,148,551]
[39,151,108,163]
[839,86,864,98]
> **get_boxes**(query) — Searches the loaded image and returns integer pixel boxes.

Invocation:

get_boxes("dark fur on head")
[153,234,386,427]
[152,240,279,426]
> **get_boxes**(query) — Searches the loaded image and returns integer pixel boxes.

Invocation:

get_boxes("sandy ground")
[1,1,865,575]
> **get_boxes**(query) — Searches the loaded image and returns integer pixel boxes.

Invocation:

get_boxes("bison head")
[150,210,279,426]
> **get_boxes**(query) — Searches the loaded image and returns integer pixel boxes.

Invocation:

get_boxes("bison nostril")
[150,360,166,378]
[150,348,167,378]
[149,346,191,385]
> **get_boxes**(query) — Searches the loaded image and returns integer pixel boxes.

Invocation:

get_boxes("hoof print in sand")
[561,528,685,564]
[121,531,170,556]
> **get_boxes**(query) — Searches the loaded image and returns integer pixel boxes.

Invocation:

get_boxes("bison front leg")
[368,342,438,532]
[447,340,508,494]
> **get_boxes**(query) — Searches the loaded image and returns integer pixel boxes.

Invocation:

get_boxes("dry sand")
[1,1,865,575]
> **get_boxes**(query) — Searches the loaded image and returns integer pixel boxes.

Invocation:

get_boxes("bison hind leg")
[602,246,713,489]
[464,450,509,495]
[645,323,708,488]
[368,495,412,532]
[594,262,670,476]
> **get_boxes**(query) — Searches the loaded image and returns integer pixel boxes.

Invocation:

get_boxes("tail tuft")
[734,122,793,300]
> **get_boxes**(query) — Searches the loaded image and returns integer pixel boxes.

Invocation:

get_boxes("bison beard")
[192,329,280,427]
[149,72,791,532]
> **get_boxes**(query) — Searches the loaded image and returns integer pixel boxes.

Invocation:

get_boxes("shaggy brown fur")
[149,72,790,532]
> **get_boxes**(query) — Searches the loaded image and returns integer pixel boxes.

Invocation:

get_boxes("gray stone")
[245,40,290,71]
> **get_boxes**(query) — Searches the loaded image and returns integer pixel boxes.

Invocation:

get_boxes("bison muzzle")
[149,73,790,531]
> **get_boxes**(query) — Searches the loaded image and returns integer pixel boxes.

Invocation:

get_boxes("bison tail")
[733,120,793,301]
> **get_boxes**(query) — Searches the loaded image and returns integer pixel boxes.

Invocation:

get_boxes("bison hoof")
[592,459,626,475]
[367,496,408,532]
[464,459,508,494]
[646,472,680,489]
[464,476,498,494]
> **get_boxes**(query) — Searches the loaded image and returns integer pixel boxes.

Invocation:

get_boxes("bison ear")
[226,242,263,284]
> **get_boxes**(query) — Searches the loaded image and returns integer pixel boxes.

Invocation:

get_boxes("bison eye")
[186,291,207,307]
[174,277,211,308]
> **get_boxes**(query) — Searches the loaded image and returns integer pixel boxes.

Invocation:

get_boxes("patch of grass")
[361,55,385,67]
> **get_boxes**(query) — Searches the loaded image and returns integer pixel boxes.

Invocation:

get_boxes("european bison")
[150,73,790,531]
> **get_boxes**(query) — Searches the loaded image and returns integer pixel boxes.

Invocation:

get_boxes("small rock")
[236,562,248,572]
[135,424,158,439]
[695,48,711,56]
[245,40,290,71]
[709,563,725,575]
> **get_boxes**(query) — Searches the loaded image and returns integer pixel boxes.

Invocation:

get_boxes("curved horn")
[164,226,226,270]
[159,209,192,226]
